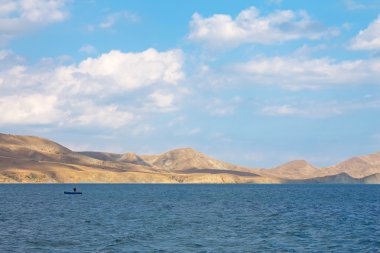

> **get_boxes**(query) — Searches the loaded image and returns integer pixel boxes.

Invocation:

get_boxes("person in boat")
[73,187,77,192]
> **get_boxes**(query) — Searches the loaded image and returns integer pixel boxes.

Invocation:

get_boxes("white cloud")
[372,133,380,141]
[167,115,186,127]
[233,56,380,90]
[0,48,185,127]
[342,22,352,31]
[79,44,97,55]
[0,50,25,68]
[0,0,68,44]
[261,103,343,118]
[19,0,67,22]
[100,11,139,29]
[267,0,283,5]
[175,127,201,136]
[68,101,134,129]
[0,64,49,94]
[132,124,155,136]
[188,6,338,48]
[149,91,175,109]
[52,48,184,96]
[0,1,17,16]
[344,0,368,10]
[261,104,300,116]
[205,97,241,116]
[0,94,63,124]
[0,50,17,61]
[187,127,201,135]
[350,14,380,50]
[292,44,327,57]
[260,99,380,118]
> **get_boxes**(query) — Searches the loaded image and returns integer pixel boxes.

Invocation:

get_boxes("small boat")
[64,191,82,194]
[65,187,81,194]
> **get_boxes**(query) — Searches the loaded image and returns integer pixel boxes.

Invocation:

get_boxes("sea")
[0,184,379,252]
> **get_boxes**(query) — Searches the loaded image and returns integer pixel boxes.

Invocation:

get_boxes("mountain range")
[0,133,379,183]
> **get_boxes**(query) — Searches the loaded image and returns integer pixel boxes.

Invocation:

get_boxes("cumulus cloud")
[350,14,380,50]
[52,48,184,96]
[0,94,63,124]
[0,50,25,69]
[0,0,68,44]
[68,101,135,129]
[149,91,176,110]
[0,48,185,127]
[188,6,338,48]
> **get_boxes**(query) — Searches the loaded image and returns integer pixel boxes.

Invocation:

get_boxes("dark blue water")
[0,184,379,252]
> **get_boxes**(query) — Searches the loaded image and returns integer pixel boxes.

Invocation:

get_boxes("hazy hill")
[322,152,380,178]
[140,148,259,176]
[362,173,380,184]
[80,151,151,166]
[298,173,361,184]
[334,153,380,178]
[0,133,379,184]
[261,160,320,180]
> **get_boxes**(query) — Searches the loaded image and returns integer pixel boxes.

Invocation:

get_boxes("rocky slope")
[0,133,379,184]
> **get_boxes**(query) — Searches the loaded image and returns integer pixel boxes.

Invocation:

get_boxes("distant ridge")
[80,151,151,166]
[262,160,319,179]
[140,147,254,173]
[298,173,360,184]
[0,133,379,184]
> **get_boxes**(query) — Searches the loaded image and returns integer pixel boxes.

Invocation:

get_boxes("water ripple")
[0,184,379,252]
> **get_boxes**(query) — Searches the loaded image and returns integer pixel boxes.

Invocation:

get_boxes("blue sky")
[1,0,380,168]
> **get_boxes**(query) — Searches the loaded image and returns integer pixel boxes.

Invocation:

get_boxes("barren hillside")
[0,133,379,184]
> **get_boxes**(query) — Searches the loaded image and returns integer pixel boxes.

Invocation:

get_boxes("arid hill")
[260,160,320,180]
[0,133,276,183]
[320,152,380,178]
[0,133,379,184]
[140,148,258,176]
